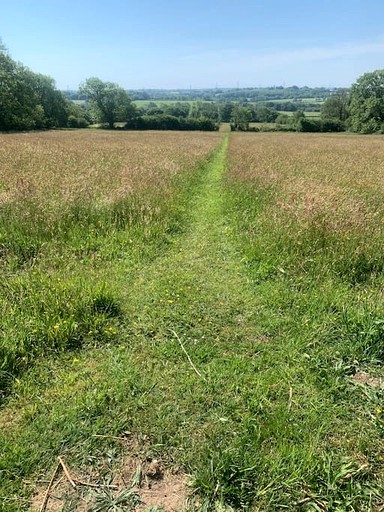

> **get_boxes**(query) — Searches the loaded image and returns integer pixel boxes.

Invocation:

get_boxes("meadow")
[1,129,384,511]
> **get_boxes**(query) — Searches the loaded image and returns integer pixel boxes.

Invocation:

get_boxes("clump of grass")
[0,275,122,397]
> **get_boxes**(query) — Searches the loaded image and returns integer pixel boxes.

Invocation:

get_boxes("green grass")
[1,131,384,511]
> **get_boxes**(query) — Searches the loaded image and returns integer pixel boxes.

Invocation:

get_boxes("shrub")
[67,115,89,128]
[296,118,346,132]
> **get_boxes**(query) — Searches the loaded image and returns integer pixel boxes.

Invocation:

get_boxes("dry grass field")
[228,132,384,284]
[0,131,220,203]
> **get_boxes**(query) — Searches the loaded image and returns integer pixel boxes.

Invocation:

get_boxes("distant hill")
[63,86,340,103]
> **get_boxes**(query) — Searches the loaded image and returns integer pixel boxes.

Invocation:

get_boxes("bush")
[296,118,346,133]
[67,115,89,128]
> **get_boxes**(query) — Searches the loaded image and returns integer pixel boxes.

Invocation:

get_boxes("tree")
[0,38,8,54]
[219,102,235,122]
[231,105,252,131]
[321,90,349,122]
[79,77,135,129]
[349,70,384,133]
[28,72,69,127]
[0,52,45,130]
[253,105,279,123]
[0,42,70,131]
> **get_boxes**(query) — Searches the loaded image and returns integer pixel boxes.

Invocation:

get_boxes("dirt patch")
[29,453,190,512]
[29,473,90,511]
[352,371,383,388]
[118,456,190,512]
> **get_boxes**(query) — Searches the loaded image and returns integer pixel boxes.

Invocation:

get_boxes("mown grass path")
[122,131,383,510]
[119,130,276,505]
[1,132,268,510]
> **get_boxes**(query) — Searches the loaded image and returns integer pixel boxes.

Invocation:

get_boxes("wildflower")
[119,345,126,350]
[53,324,59,330]
[73,358,80,364]
[376,407,382,415]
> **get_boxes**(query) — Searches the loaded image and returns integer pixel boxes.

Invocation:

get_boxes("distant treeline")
[124,115,217,131]
[133,101,279,124]
[65,86,335,103]
[230,73,384,134]
[1,39,384,134]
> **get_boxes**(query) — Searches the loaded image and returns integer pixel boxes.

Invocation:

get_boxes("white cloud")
[180,39,384,71]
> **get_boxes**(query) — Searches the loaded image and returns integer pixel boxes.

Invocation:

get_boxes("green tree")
[219,102,235,122]
[0,52,43,130]
[79,77,135,129]
[28,72,69,127]
[253,105,279,123]
[321,90,349,122]
[349,70,384,133]
[0,42,69,130]
[231,105,252,131]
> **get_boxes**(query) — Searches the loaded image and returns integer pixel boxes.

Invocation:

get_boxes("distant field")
[261,96,324,104]
[1,129,384,511]
[134,99,204,107]
[276,110,322,117]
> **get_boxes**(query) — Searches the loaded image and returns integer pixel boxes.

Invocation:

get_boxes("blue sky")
[1,0,384,89]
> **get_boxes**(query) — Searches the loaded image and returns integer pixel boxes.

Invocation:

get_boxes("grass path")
[1,132,267,510]
[118,131,383,510]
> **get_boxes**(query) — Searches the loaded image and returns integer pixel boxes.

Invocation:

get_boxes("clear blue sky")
[1,0,384,90]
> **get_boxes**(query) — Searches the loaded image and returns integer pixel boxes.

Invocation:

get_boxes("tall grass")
[221,132,384,509]
[2,130,384,510]
[0,131,220,266]
[227,132,384,290]
[0,130,220,397]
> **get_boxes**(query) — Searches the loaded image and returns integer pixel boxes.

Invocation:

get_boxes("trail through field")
[127,132,262,361]
[121,131,384,510]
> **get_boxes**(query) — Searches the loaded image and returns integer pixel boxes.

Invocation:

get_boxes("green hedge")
[124,114,218,131]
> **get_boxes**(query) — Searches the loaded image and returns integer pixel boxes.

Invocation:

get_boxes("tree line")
[231,71,384,134]
[1,40,384,134]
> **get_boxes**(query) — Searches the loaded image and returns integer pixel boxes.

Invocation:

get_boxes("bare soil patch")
[352,371,383,388]
[30,452,190,512]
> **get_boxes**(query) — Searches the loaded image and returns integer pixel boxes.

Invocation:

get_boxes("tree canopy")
[79,77,136,128]
[231,105,252,131]
[349,70,384,133]
[321,90,349,122]
[0,44,87,131]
